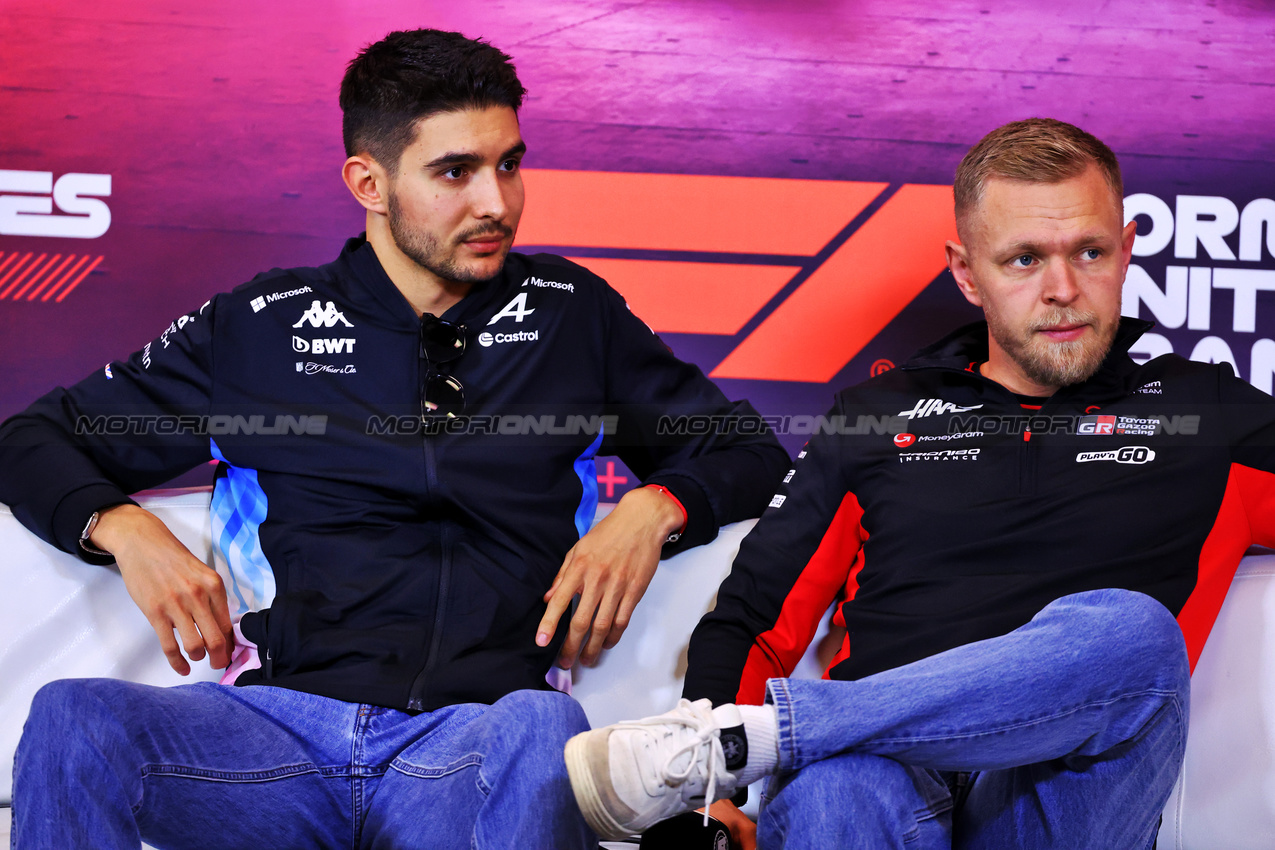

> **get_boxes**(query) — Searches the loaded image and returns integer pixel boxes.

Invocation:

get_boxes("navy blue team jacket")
[0,236,788,712]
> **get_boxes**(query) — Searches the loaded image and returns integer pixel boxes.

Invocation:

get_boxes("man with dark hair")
[0,29,787,847]
[567,117,1275,847]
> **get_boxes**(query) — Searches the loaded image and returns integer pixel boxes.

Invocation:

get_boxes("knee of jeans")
[23,679,122,756]
[494,690,590,742]
[768,753,943,831]
[1052,589,1189,688]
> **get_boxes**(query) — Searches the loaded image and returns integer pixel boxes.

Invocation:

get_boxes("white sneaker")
[564,698,740,840]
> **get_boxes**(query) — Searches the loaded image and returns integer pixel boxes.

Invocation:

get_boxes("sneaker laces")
[615,698,726,826]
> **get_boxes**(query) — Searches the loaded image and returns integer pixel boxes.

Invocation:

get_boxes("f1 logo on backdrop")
[0,170,111,239]
[513,170,959,384]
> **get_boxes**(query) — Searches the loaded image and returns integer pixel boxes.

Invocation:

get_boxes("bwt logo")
[292,336,355,354]
[0,170,111,238]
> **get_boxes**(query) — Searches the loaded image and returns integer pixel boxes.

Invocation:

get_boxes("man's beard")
[387,189,511,284]
[984,300,1118,389]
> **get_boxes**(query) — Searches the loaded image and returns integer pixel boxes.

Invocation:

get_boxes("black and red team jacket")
[684,318,1275,708]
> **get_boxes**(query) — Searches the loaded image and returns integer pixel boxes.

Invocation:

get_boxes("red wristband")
[644,484,688,543]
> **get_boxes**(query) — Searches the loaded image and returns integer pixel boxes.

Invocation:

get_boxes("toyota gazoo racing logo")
[293,300,353,328]
[1076,446,1157,465]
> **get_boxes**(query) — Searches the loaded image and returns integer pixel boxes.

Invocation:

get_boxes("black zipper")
[407,315,448,711]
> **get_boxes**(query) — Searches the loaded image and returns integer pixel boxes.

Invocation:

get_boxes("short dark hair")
[954,118,1123,240]
[339,29,527,175]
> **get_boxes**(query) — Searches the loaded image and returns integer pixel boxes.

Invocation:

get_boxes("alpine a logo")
[292,336,356,354]
[899,398,983,420]
[487,292,535,325]
[1076,446,1157,465]
[477,330,540,347]
[293,300,353,328]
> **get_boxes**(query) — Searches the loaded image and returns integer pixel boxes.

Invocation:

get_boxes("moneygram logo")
[513,170,958,383]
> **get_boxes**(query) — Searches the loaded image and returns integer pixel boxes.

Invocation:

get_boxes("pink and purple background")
[2,0,1273,491]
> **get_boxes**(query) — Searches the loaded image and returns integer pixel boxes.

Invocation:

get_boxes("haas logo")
[293,301,353,329]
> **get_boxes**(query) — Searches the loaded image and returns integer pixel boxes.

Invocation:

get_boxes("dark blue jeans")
[758,589,1190,848]
[12,682,595,849]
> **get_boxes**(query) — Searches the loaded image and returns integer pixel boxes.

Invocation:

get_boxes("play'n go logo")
[0,170,111,238]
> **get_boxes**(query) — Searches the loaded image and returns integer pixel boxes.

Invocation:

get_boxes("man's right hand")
[708,799,757,850]
[90,503,234,675]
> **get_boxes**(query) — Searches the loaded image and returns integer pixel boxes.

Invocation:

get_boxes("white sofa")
[0,488,1270,847]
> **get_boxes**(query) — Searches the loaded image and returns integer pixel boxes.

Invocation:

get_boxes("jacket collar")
[902,317,1155,393]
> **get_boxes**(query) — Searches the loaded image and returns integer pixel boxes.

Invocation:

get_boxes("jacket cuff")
[643,473,716,557]
[51,484,136,565]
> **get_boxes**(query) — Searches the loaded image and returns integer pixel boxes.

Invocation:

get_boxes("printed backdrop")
[2,0,1273,493]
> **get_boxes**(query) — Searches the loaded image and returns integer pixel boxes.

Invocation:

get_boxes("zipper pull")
[265,648,273,678]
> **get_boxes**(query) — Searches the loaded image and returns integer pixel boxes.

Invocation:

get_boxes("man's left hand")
[537,485,683,667]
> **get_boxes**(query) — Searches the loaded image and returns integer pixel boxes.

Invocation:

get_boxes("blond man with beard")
[564,119,1275,848]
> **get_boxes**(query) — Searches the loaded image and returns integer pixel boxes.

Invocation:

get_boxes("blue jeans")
[757,589,1190,849]
[11,681,595,849]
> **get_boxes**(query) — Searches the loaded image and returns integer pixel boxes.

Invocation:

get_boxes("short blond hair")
[954,118,1123,239]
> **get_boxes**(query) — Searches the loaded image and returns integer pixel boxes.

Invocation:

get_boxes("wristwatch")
[79,510,112,556]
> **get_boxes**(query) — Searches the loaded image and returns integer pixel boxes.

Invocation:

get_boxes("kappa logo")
[1077,446,1157,465]
[487,292,535,325]
[293,300,353,328]
[293,336,356,354]
[899,398,983,420]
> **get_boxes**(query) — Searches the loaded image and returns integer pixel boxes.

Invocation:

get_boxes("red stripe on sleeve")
[822,546,868,676]
[735,492,866,704]
[1177,463,1265,670]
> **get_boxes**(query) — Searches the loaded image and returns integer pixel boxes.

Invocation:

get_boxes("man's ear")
[1119,218,1138,277]
[342,155,389,215]
[946,239,982,307]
